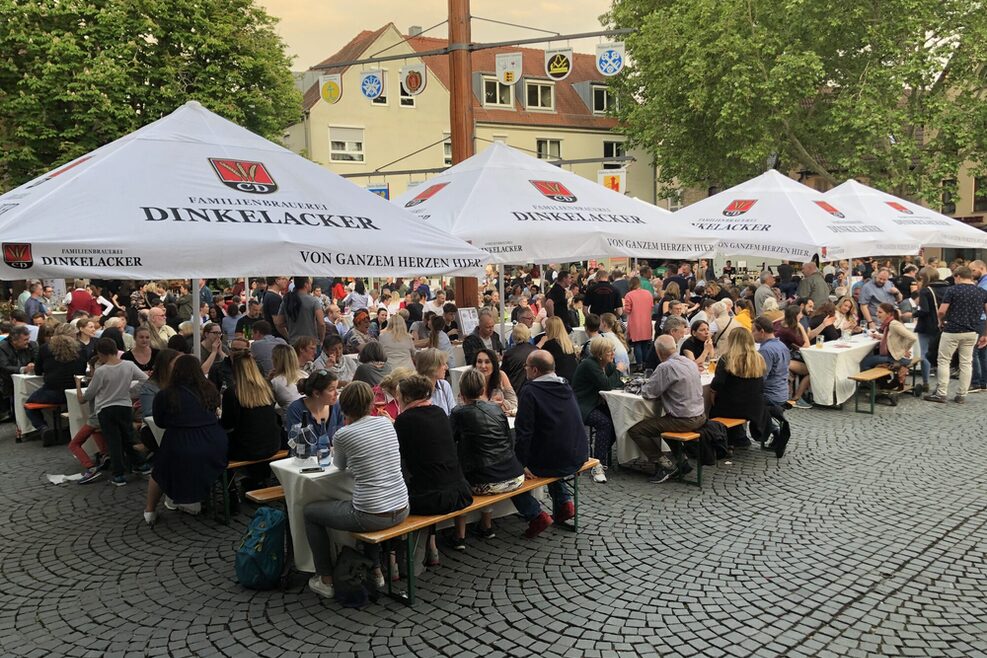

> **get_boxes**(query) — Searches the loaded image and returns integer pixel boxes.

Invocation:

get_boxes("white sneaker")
[176,502,201,515]
[163,496,177,511]
[308,575,334,599]
[374,571,386,589]
[591,463,607,484]
[143,511,157,527]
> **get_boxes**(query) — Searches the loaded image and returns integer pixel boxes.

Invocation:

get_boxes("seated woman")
[284,370,344,447]
[352,341,392,387]
[394,375,473,564]
[303,381,409,599]
[342,310,374,353]
[571,337,623,483]
[761,297,785,323]
[470,348,518,416]
[709,330,767,446]
[377,309,417,370]
[861,302,917,390]
[834,296,861,334]
[221,352,281,462]
[775,305,812,408]
[808,302,840,343]
[733,299,754,331]
[680,320,714,368]
[137,348,181,453]
[415,348,455,414]
[425,315,457,368]
[25,324,87,441]
[449,368,533,548]
[293,336,318,374]
[268,343,305,412]
[145,355,228,525]
[373,367,415,421]
[536,316,578,382]
[599,312,631,373]
[122,326,158,372]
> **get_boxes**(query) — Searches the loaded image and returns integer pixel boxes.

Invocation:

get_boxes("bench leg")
[572,473,579,533]
[868,382,876,415]
[382,534,417,606]
[220,472,231,525]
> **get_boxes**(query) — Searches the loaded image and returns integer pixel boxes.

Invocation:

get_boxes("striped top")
[332,415,408,514]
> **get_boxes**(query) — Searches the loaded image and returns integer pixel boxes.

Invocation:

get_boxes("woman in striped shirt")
[303,381,409,599]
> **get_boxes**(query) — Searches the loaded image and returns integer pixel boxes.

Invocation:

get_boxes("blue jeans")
[971,320,987,388]
[861,353,910,371]
[510,479,572,520]
[917,333,934,386]
[631,340,653,368]
[25,387,66,431]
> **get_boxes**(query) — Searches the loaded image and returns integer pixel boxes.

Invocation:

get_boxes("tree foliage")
[0,0,301,191]
[605,0,987,203]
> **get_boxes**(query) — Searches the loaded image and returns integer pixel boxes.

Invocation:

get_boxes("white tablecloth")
[63,388,92,442]
[601,373,714,465]
[12,374,42,434]
[800,333,919,406]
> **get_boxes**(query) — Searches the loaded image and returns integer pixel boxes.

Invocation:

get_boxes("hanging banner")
[595,42,626,76]
[545,48,573,81]
[495,53,523,85]
[400,64,427,96]
[598,169,626,194]
[319,74,342,104]
[359,70,384,100]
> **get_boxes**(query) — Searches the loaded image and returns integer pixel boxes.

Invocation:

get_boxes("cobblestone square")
[1,395,985,657]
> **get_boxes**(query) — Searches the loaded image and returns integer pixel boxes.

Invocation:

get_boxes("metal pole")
[499,263,506,342]
[192,277,201,357]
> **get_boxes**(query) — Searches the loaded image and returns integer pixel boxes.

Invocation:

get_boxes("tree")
[0,0,301,191]
[605,0,987,204]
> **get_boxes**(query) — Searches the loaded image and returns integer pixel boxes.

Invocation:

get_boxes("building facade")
[284,23,657,202]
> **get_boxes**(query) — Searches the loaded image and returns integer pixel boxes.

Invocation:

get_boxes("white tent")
[390,142,716,264]
[825,179,987,250]
[0,101,489,280]
[667,170,920,261]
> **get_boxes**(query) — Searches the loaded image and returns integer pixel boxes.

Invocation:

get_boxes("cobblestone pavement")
[1,392,986,658]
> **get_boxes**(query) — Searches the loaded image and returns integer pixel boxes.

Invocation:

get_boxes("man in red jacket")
[64,279,102,318]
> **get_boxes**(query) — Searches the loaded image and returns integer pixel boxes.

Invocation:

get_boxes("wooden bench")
[23,402,66,446]
[659,432,702,487]
[245,486,285,505]
[352,458,600,606]
[217,450,289,524]
[849,368,893,414]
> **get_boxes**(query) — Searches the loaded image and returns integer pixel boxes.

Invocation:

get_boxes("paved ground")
[1,391,986,658]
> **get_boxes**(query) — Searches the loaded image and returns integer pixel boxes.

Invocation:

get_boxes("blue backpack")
[235,507,286,590]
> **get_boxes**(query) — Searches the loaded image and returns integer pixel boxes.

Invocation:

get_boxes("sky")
[256,0,615,70]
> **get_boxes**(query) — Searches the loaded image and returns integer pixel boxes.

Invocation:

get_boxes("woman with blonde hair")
[221,352,280,463]
[373,366,416,421]
[834,296,860,332]
[415,348,455,414]
[536,316,578,381]
[710,300,739,350]
[599,313,630,373]
[378,308,417,370]
[709,330,767,446]
[269,343,306,411]
[571,337,624,482]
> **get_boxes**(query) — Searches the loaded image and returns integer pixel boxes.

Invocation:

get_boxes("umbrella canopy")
[668,170,920,261]
[390,142,716,263]
[825,179,987,250]
[0,101,489,279]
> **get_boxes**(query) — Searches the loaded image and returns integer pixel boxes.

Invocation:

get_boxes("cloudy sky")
[257,0,614,70]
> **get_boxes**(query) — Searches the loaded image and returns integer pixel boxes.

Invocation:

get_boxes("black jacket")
[0,339,39,396]
[514,377,588,476]
[35,344,86,391]
[501,342,536,395]
[450,401,523,484]
[914,287,942,336]
[463,328,504,365]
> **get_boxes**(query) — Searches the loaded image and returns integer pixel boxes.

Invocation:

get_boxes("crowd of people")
[1,254,984,597]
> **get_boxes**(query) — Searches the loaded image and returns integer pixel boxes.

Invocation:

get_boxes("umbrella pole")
[499,263,506,344]
[192,277,201,358]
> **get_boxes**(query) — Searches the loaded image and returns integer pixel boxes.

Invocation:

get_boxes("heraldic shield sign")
[360,70,384,100]
[544,48,573,81]
[496,52,523,85]
[319,74,342,104]
[400,64,427,96]
[596,42,626,76]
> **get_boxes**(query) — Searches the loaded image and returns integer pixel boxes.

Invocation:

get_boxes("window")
[525,81,554,111]
[483,77,513,108]
[329,127,364,162]
[603,141,626,170]
[536,139,561,160]
[399,82,415,108]
[593,86,617,114]
[667,192,684,212]
[942,179,956,215]
[442,134,452,166]
[975,177,987,213]
[371,72,387,105]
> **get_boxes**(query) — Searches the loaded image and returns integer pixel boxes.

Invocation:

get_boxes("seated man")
[579,313,602,360]
[0,325,39,420]
[627,335,706,483]
[249,320,286,377]
[752,317,791,407]
[463,309,504,364]
[514,350,589,537]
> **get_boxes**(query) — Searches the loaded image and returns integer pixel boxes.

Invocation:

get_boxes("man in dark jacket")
[0,326,39,420]
[514,350,589,538]
[462,310,504,365]
[500,325,536,395]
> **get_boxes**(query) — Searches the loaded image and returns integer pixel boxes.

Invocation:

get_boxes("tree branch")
[782,120,838,185]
